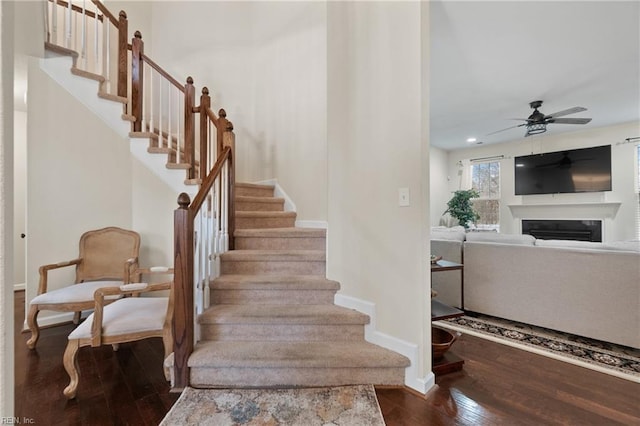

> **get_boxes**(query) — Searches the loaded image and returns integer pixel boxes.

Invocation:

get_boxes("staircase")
[188,182,410,387]
[41,0,411,390]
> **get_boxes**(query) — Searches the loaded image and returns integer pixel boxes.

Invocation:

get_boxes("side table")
[431,259,465,376]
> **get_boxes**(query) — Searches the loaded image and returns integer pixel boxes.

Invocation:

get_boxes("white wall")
[429,146,450,227]
[440,121,639,240]
[252,3,327,221]
[327,1,430,382]
[146,1,327,221]
[13,111,26,286]
[1,0,15,415]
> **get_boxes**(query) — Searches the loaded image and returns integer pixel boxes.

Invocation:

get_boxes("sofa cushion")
[465,232,536,245]
[603,240,640,253]
[534,239,606,250]
[431,230,466,242]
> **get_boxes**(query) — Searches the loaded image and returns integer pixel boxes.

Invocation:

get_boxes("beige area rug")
[160,385,385,426]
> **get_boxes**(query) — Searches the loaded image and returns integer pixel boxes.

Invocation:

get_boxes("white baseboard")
[20,311,91,333]
[254,178,297,213]
[295,220,328,229]
[14,283,25,291]
[334,293,435,394]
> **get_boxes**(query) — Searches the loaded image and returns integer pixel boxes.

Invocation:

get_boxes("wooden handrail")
[190,146,231,213]
[90,0,118,26]
[205,107,219,127]
[50,0,103,21]
[140,52,186,92]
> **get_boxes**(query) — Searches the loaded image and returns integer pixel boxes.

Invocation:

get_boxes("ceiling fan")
[488,100,592,137]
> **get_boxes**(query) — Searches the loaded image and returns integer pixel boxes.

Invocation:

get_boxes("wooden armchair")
[27,227,141,349]
[63,267,174,399]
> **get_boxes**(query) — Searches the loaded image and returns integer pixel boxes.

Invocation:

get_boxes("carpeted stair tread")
[236,211,297,219]
[189,341,410,369]
[199,304,369,325]
[234,228,326,238]
[211,274,339,290]
[220,250,325,262]
[235,183,275,197]
[235,196,285,211]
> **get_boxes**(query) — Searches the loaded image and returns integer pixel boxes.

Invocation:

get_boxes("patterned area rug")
[159,385,385,426]
[436,314,640,383]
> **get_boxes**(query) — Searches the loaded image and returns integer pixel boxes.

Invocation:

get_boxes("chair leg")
[26,305,40,350]
[63,340,80,399]
[162,328,173,381]
[73,311,82,325]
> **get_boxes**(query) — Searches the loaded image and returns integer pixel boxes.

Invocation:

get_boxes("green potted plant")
[444,189,480,229]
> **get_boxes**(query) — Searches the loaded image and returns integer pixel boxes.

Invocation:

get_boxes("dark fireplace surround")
[522,219,603,242]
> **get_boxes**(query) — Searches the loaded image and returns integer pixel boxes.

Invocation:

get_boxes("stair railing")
[44,0,237,391]
[173,119,235,390]
[44,0,126,96]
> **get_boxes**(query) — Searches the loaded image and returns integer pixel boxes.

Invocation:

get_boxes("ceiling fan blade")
[548,117,592,125]
[546,106,587,119]
[486,123,526,136]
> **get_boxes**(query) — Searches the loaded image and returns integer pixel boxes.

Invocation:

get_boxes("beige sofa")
[462,233,640,349]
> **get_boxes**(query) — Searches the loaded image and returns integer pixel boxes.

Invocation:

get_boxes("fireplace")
[522,220,602,242]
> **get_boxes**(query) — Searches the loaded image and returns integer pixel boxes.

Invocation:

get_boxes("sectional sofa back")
[462,234,640,349]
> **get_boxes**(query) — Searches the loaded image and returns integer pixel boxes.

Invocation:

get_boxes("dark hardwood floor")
[14,291,640,425]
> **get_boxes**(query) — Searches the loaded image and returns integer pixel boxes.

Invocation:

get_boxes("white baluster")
[167,86,172,152]
[93,4,99,74]
[149,71,154,134]
[66,0,72,49]
[104,21,110,91]
[43,0,50,43]
[81,0,86,68]
[51,1,58,44]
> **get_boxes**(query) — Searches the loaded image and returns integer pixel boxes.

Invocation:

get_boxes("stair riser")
[200,324,364,342]
[234,237,325,251]
[235,217,296,229]
[221,261,326,276]
[235,201,284,212]
[211,289,335,305]
[190,367,406,388]
[235,187,274,197]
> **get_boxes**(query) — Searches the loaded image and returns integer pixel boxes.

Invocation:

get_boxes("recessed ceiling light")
[466,137,477,143]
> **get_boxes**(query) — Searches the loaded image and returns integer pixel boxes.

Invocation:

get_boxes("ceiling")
[430,1,640,151]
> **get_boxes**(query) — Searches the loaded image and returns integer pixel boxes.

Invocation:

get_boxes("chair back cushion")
[77,227,140,282]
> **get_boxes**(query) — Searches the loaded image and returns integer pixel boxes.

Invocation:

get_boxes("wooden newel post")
[223,121,235,250]
[199,87,211,180]
[184,77,196,180]
[117,11,128,99]
[217,109,228,159]
[173,192,194,390]
[131,31,144,132]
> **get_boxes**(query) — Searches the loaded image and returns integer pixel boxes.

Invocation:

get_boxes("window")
[471,161,500,230]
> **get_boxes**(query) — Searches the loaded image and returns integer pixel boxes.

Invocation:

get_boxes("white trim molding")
[334,293,436,394]
[14,283,25,291]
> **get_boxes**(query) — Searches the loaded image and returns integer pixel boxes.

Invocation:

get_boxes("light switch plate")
[398,188,410,207]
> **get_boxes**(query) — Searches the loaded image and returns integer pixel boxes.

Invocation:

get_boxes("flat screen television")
[514,145,612,195]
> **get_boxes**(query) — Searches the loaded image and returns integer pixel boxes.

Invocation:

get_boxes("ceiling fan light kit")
[489,100,593,138]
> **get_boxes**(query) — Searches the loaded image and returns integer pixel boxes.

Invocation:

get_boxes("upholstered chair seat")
[29,280,123,305]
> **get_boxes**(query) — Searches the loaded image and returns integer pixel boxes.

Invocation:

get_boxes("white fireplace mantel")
[507,202,622,220]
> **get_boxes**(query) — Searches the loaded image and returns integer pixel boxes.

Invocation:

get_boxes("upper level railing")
[44,0,237,390]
